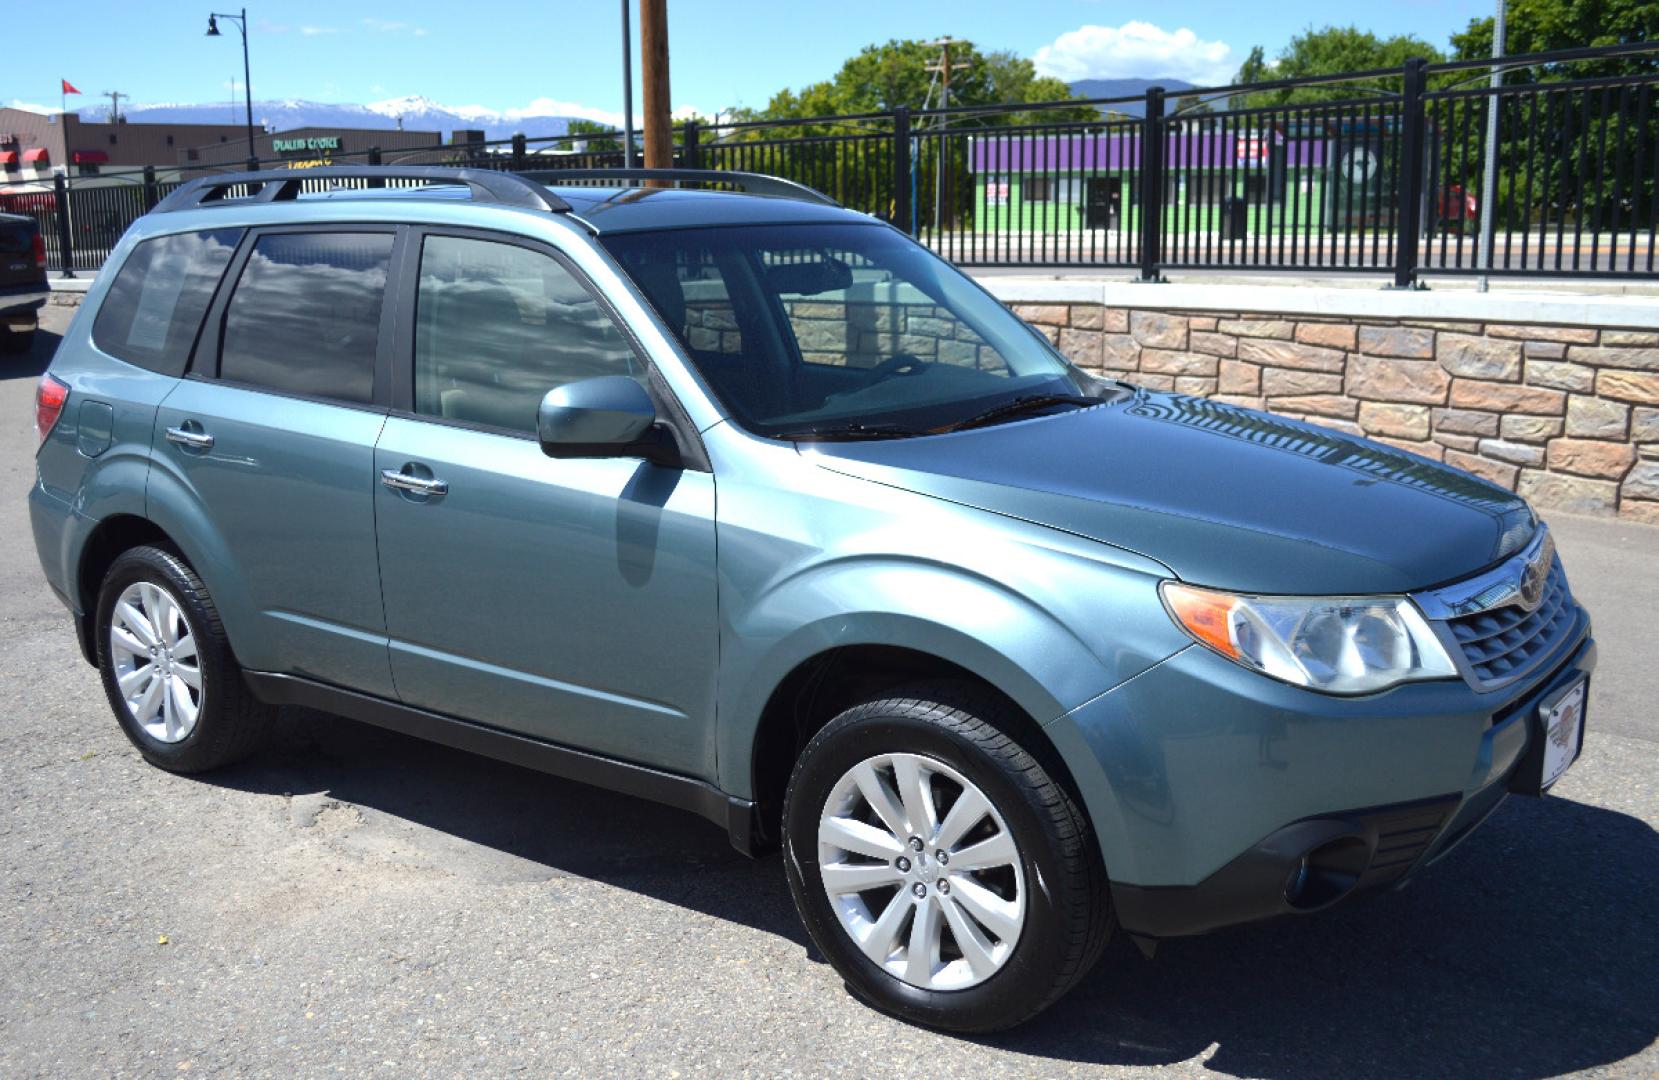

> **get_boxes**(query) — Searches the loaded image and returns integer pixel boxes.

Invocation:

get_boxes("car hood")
[806,390,1535,595]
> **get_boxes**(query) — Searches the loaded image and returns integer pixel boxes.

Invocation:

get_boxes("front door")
[372,231,719,779]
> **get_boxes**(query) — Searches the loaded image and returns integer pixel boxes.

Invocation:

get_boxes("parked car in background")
[29,166,1595,1032]
[0,210,48,353]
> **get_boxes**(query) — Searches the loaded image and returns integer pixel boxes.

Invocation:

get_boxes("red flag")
[61,79,81,95]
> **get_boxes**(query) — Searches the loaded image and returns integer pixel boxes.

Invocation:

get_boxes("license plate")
[1539,679,1587,790]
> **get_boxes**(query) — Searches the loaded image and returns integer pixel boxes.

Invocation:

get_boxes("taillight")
[35,374,68,449]
[32,232,46,271]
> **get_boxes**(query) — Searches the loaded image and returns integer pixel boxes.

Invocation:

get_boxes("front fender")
[716,553,1167,800]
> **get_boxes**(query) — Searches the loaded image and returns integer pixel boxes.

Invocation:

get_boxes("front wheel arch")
[745,645,1093,854]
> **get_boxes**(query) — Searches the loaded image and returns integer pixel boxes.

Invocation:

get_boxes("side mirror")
[537,376,663,460]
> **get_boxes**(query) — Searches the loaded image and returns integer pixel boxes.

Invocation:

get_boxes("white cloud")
[361,18,425,35]
[299,25,338,36]
[1033,21,1234,85]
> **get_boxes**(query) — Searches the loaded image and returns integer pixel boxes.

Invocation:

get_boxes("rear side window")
[92,228,243,376]
[219,232,393,404]
[413,235,642,433]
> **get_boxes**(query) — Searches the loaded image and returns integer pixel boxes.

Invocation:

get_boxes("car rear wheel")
[783,682,1112,1032]
[95,545,272,772]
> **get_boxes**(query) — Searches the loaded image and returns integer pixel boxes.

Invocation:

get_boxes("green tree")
[709,38,1093,229]
[1227,45,1272,109]
[738,38,1093,127]
[1450,0,1658,233]
[1250,25,1444,104]
[1452,0,1658,78]
[1234,44,1271,85]
[564,118,621,152]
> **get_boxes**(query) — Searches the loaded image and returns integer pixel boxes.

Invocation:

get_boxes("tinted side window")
[92,229,243,376]
[414,235,643,434]
[219,232,393,404]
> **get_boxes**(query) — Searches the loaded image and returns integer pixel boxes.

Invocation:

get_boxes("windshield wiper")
[934,394,1102,434]
[775,422,930,442]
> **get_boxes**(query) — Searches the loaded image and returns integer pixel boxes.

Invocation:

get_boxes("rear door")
[150,226,399,696]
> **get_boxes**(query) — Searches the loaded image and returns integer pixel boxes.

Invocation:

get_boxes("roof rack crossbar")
[152,166,572,214]
[518,168,840,207]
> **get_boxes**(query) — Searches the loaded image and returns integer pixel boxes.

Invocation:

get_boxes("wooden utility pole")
[925,38,970,230]
[639,0,672,173]
[103,90,127,123]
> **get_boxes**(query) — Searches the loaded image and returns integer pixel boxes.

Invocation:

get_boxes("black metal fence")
[5,41,1655,284]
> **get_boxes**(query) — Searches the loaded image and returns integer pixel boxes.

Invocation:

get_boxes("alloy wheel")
[108,581,203,744]
[817,752,1026,991]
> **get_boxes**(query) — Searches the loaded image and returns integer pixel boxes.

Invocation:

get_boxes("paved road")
[3,305,1656,1077]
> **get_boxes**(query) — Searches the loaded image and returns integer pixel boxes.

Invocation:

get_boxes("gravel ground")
[3,305,1656,1077]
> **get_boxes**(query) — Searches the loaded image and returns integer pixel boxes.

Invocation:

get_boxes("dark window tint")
[219,232,393,404]
[414,235,642,433]
[92,228,243,376]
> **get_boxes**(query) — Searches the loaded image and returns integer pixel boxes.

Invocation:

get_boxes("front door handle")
[380,468,449,497]
[165,426,214,450]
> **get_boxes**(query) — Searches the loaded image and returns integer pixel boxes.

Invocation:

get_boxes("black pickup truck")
[1,211,49,354]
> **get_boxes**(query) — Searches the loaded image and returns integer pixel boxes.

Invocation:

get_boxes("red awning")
[70,149,108,165]
[0,150,17,166]
[22,148,49,163]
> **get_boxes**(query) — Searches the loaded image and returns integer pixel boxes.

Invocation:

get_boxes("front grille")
[1446,558,1573,687]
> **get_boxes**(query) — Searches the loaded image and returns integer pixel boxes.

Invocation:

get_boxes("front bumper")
[1045,604,1594,939]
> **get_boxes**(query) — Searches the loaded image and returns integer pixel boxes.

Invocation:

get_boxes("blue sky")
[6,1,1492,121]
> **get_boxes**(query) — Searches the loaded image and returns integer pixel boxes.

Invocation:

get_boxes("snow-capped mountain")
[74,96,613,141]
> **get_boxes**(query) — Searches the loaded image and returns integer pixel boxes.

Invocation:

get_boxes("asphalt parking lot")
[3,303,1656,1077]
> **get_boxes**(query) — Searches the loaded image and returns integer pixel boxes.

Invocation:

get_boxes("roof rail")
[519,168,840,207]
[152,166,571,214]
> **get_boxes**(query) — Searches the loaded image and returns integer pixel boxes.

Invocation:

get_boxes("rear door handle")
[380,469,449,497]
[164,426,214,450]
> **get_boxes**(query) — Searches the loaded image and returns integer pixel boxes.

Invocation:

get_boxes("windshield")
[602,223,1097,438]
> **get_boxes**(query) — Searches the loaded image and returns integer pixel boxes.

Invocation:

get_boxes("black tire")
[0,326,33,355]
[783,682,1112,1032]
[94,545,272,772]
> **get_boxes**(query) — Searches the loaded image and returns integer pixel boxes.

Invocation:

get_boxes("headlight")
[1160,581,1458,695]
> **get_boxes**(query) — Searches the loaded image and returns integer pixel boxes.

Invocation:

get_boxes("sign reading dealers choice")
[273,136,342,153]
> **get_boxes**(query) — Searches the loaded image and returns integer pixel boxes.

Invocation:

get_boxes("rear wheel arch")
[73,515,182,664]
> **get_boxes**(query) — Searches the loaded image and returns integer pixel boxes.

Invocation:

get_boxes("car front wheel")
[783,683,1112,1031]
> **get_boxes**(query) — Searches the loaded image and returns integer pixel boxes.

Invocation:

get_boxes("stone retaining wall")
[1011,302,1659,524]
[47,282,1659,521]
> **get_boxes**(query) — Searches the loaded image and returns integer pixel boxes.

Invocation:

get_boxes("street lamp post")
[206,8,256,161]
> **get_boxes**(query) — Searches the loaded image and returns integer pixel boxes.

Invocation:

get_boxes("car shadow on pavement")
[203,710,1656,1076]
[206,707,812,949]
[986,789,1659,1076]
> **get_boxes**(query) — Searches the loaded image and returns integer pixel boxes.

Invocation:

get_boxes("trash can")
[1222,196,1248,240]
